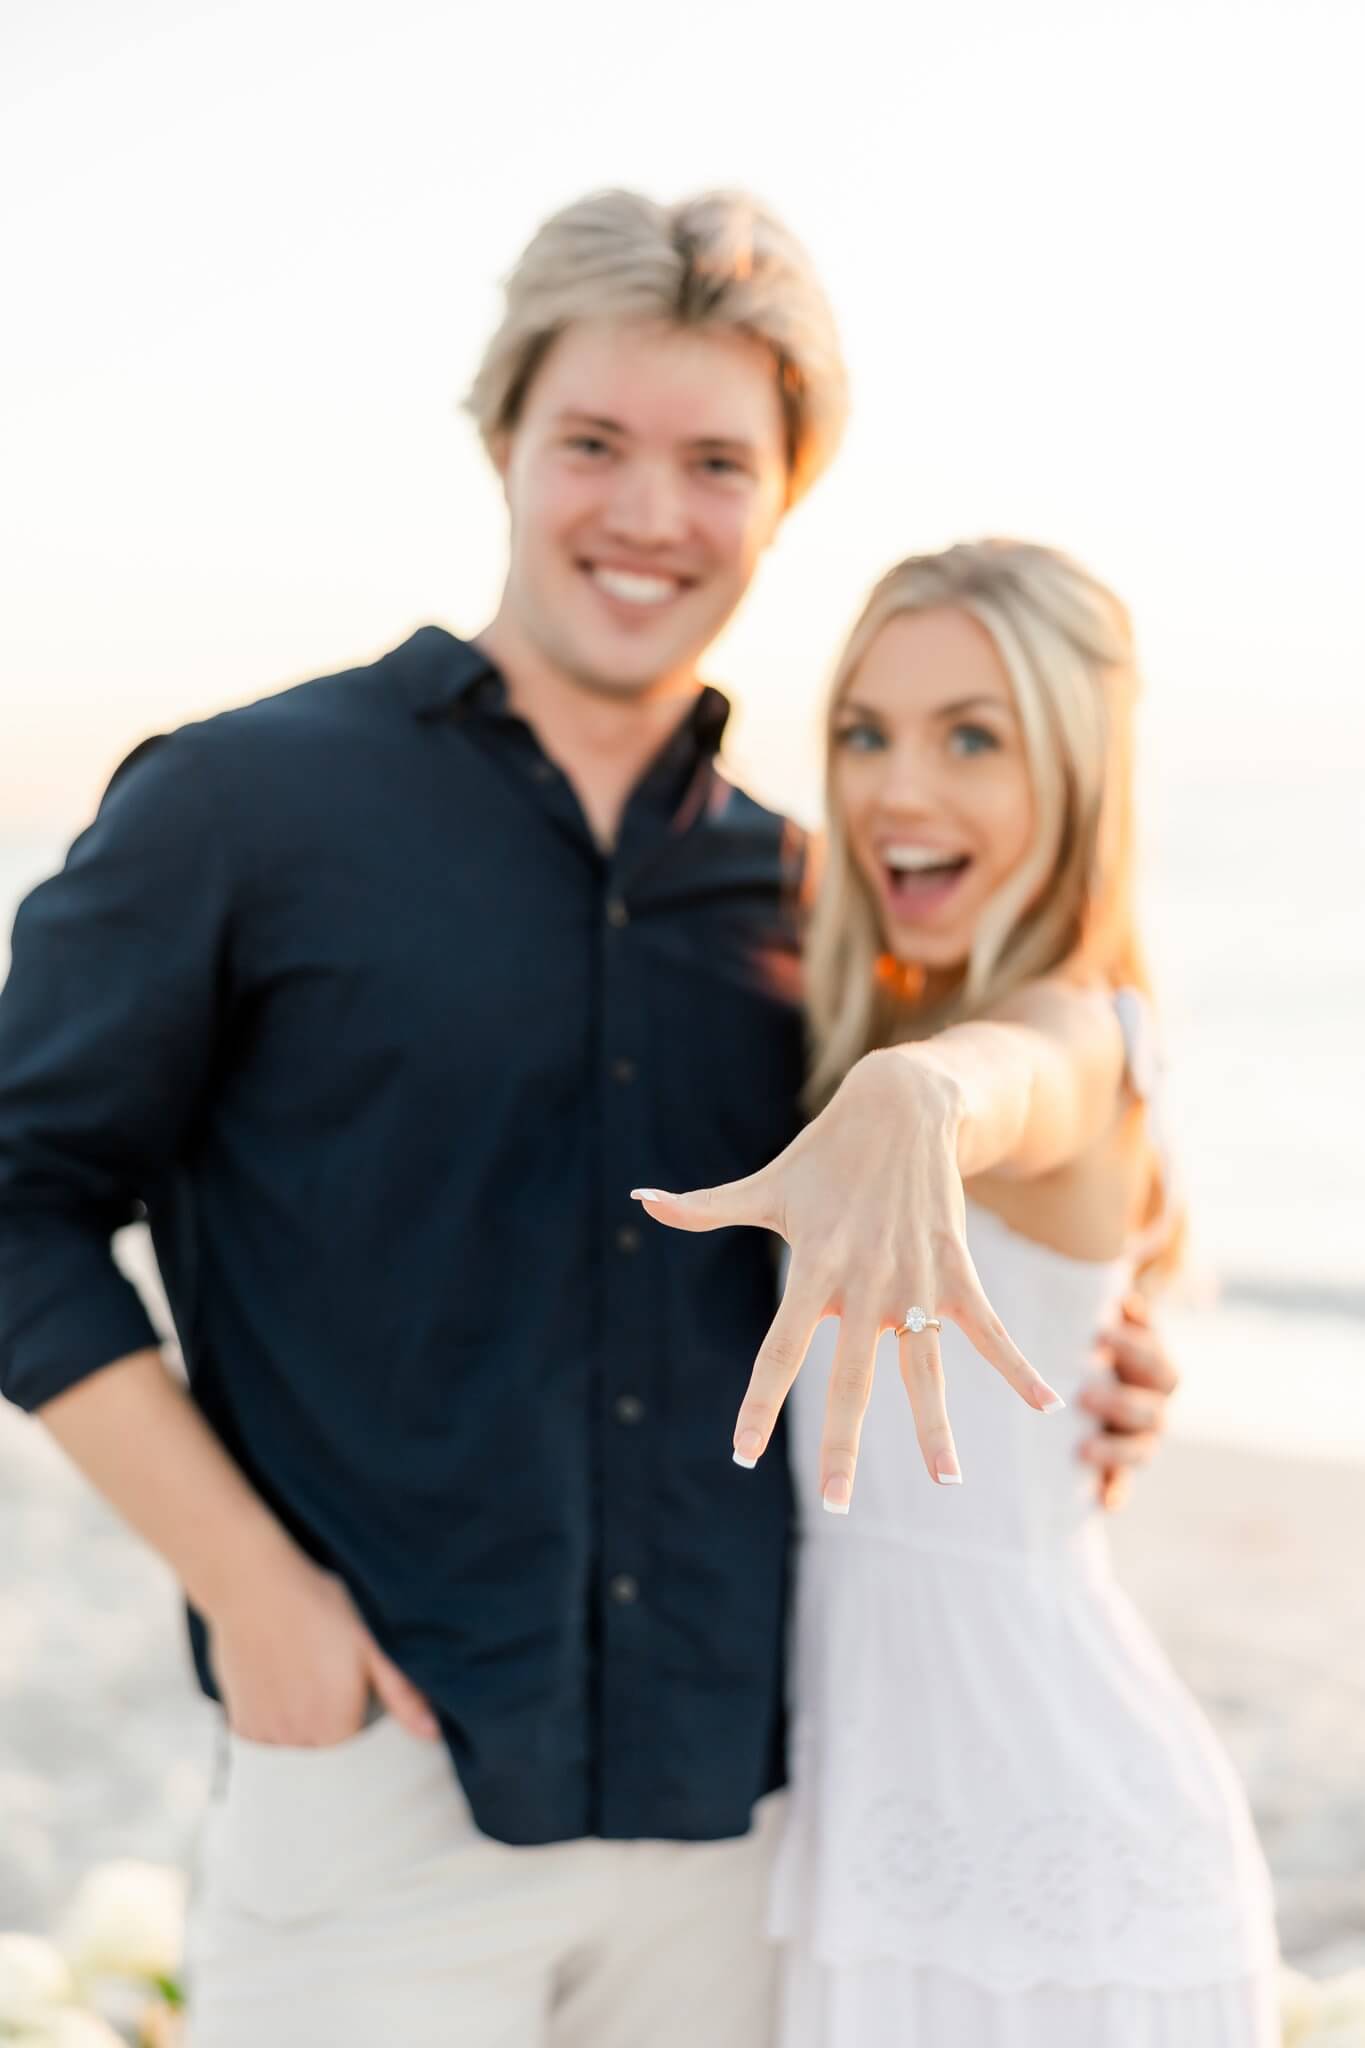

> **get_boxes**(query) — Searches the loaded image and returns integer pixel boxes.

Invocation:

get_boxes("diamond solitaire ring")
[895,1306,943,1338]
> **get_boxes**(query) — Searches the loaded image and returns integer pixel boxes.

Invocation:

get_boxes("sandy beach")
[1,1383,1361,1978]
[1106,1432,1365,1974]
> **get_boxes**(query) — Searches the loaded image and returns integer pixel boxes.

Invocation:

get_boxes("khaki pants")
[185,1712,782,2047]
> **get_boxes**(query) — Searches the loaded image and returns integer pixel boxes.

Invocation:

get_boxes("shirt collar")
[396,627,502,717]
[399,624,733,758]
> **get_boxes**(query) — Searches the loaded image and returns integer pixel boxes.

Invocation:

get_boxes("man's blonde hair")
[465,188,848,505]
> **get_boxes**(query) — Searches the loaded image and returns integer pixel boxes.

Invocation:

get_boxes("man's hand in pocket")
[207,1549,439,1747]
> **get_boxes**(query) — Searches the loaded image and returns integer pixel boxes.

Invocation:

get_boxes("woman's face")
[831,605,1037,973]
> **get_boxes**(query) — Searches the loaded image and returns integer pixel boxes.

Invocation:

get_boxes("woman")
[648,539,1280,2043]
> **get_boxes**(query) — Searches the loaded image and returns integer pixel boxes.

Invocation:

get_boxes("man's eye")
[834,722,886,753]
[948,723,1000,757]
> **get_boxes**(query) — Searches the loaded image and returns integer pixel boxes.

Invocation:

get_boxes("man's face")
[494,318,790,697]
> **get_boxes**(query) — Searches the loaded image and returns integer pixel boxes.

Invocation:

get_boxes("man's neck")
[474,612,706,849]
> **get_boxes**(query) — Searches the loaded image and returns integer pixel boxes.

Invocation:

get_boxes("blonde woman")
[641,541,1280,2044]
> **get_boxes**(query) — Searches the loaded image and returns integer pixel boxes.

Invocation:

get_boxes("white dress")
[769,1058,1281,2045]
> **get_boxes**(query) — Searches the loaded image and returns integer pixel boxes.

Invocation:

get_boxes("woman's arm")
[885,977,1129,1183]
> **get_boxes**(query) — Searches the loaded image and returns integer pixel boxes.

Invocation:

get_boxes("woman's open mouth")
[880,845,973,921]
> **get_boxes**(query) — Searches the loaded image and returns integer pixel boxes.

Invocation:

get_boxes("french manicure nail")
[822,1476,851,1515]
[935,1459,963,1485]
[1038,1392,1068,1415]
[630,1188,670,1202]
[733,1429,762,1468]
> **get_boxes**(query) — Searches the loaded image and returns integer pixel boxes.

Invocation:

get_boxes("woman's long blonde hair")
[804,538,1176,1270]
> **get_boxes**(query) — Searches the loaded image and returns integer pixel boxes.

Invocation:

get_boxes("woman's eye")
[698,455,747,479]
[948,722,1000,757]
[567,435,610,457]
[834,722,886,754]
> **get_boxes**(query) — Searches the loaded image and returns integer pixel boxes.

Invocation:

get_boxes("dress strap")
[1112,986,1180,1263]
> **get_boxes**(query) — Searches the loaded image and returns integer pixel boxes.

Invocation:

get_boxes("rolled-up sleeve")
[0,726,234,1411]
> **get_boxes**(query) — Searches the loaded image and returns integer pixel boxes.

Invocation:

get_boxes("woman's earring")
[875,953,928,1003]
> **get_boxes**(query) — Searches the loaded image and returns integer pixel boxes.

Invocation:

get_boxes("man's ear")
[758,491,789,554]
[488,428,520,517]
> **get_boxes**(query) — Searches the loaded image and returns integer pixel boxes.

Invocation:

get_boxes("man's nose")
[603,458,688,548]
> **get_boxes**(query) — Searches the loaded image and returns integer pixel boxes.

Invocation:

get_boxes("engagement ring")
[895,1306,942,1338]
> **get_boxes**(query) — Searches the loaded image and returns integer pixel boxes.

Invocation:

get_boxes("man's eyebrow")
[556,410,628,433]
[556,412,758,454]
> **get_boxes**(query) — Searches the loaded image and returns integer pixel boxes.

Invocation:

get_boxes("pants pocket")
[204,1713,458,1924]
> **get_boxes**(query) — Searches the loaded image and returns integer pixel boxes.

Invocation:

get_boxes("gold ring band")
[895,1306,943,1339]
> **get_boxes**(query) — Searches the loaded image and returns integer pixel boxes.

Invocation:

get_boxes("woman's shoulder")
[981,969,1124,1040]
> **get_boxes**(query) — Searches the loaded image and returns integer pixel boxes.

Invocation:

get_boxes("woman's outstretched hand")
[632,1049,1065,1510]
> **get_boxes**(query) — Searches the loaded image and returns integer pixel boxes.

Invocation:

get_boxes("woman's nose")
[877,743,941,817]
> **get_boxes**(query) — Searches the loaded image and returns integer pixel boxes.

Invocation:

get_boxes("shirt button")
[610,1056,637,1084]
[614,1393,646,1426]
[605,898,630,929]
[615,1224,641,1254]
[608,1573,640,1605]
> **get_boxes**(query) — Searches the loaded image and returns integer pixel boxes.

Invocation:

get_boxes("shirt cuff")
[2,1266,164,1412]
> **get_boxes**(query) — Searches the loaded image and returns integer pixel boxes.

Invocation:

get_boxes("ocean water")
[1140,748,1365,1294]
[2,762,1362,1464]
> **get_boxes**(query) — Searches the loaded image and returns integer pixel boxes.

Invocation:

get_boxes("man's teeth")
[591,567,680,606]
[884,847,965,874]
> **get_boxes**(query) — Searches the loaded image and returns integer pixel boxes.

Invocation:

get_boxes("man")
[0,189,1175,2046]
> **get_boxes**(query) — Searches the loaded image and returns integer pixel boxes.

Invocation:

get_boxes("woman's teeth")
[590,567,681,607]
[884,846,969,877]
[880,847,972,919]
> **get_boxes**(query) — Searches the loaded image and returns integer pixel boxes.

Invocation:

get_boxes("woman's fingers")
[949,1254,1063,1414]
[896,1327,961,1486]
[631,1169,778,1236]
[728,1235,1066,1507]
[731,1268,827,1468]
[818,1312,883,1513]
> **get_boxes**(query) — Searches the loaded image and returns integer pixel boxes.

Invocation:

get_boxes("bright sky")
[2,0,1363,834]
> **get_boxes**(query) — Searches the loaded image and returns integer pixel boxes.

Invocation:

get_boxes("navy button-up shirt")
[0,628,807,1844]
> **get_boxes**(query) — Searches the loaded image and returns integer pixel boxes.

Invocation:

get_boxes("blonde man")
[0,191,1174,2048]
